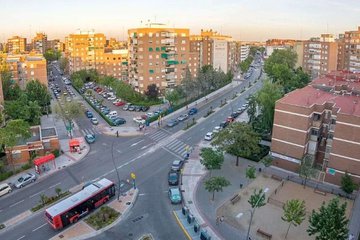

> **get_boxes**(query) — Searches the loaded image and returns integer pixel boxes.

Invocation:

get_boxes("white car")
[213,126,221,133]
[133,117,146,124]
[0,183,12,197]
[108,96,116,101]
[204,132,214,141]
[146,112,154,118]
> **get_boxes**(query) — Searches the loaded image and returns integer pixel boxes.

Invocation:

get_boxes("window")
[149,69,154,74]
[311,128,319,136]
[313,113,321,121]
[149,47,153,52]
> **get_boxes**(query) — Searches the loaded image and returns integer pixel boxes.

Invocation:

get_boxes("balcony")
[312,120,322,128]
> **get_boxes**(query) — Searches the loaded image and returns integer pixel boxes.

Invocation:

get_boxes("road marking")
[200,128,205,131]
[161,146,183,159]
[29,190,45,198]
[141,145,149,150]
[138,193,146,196]
[49,182,61,189]
[32,223,47,232]
[16,235,26,240]
[9,199,25,208]
[130,140,144,147]
[116,150,122,153]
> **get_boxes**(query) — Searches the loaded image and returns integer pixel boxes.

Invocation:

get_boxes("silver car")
[15,173,37,188]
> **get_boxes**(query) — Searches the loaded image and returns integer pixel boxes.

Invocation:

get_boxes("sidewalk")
[50,188,138,240]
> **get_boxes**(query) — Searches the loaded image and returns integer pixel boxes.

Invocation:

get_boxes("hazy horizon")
[1,0,359,42]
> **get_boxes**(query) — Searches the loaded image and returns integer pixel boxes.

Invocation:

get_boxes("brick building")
[31,32,47,54]
[271,71,360,186]
[6,36,27,54]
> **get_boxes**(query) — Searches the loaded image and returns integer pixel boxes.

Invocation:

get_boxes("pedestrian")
[186,105,188,110]
[216,216,220,225]
[158,121,160,127]
[116,130,119,138]
[220,216,225,223]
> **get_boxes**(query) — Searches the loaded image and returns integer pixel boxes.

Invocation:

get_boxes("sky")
[1,0,360,42]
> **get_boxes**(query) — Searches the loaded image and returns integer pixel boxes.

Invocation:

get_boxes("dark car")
[141,106,150,112]
[134,106,142,112]
[231,111,240,118]
[171,159,184,171]
[128,105,135,111]
[113,117,126,126]
[86,111,93,118]
[219,121,229,129]
[168,171,179,185]
[188,107,198,115]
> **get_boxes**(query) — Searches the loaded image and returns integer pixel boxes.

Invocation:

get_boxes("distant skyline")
[1,0,360,42]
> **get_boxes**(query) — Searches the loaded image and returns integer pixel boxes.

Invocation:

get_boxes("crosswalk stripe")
[166,140,181,148]
[166,139,178,147]
[81,130,86,135]
[168,141,184,150]
[150,131,164,138]
[152,133,168,141]
[178,149,187,156]
[174,145,186,153]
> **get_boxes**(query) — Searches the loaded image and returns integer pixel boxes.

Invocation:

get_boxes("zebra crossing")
[147,130,170,142]
[80,127,102,136]
[164,139,192,157]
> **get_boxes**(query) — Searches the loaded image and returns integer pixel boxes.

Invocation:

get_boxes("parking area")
[79,82,167,128]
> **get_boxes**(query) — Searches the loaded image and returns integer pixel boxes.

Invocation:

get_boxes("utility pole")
[111,142,121,201]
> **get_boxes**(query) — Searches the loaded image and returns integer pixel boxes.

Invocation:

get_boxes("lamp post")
[111,142,122,201]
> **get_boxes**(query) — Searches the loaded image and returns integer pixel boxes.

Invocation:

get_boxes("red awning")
[33,154,55,166]
[69,139,80,147]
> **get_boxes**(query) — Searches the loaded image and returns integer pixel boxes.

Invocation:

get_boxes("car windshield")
[173,161,180,166]
[169,173,178,180]
[18,177,24,182]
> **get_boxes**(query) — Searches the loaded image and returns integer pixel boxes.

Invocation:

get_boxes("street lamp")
[111,142,122,201]
[237,187,269,240]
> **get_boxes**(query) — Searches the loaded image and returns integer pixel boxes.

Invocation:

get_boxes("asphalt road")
[0,61,264,240]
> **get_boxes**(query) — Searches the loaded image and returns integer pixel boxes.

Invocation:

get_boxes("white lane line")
[49,182,61,189]
[32,223,47,232]
[138,193,146,196]
[130,139,144,147]
[200,128,205,131]
[29,190,45,198]
[141,145,151,150]
[116,150,122,153]
[9,199,25,208]
[16,235,26,240]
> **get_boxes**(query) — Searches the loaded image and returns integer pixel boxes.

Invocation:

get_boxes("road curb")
[173,211,192,240]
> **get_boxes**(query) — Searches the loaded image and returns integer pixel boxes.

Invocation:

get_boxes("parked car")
[108,111,118,117]
[204,132,214,141]
[123,103,131,111]
[128,105,136,111]
[86,111,93,118]
[226,116,235,123]
[107,115,118,121]
[177,114,189,121]
[14,173,36,188]
[113,117,126,126]
[141,106,149,112]
[231,111,240,118]
[146,112,154,118]
[168,171,179,185]
[219,121,229,129]
[133,117,146,124]
[213,126,222,133]
[0,183,12,197]
[134,106,142,112]
[188,107,198,115]
[167,119,179,127]
[107,96,116,101]
[85,134,96,144]
[102,109,110,115]
[168,187,182,204]
[114,101,126,106]
[91,117,99,125]
[171,159,184,171]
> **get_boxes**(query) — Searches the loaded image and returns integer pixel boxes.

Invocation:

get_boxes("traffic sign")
[326,168,336,176]
[131,172,136,179]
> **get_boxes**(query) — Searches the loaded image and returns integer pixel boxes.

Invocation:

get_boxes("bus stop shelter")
[34,153,56,174]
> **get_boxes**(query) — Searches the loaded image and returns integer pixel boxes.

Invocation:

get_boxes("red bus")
[45,178,116,229]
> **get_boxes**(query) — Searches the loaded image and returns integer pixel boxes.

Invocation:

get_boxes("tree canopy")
[145,84,160,100]
[43,49,61,62]
[204,176,230,201]
[282,199,306,239]
[341,172,358,195]
[248,188,267,209]
[25,80,51,114]
[200,147,224,177]
[307,198,349,240]
[212,122,261,166]
[299,155,317,188]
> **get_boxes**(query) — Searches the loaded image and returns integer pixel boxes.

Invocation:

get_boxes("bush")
[31,191,71,212]
[52,149,60,157]
[240,145,270,162]
[0,171,14,181]
[85,206,120,230]
[21,163,32,170]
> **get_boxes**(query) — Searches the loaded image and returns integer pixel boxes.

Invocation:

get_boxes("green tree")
[307,198,349,240]
[282,199,306,239]
[299,155,316,188]
[212,122,261,166]
[200,147,224,177]
[43,49,61,62]
[54,100,82,138]
[25,80,51,114]
[264,48,297,75]
[246,166,256,183]
[4,94,42,125]
[0,119,31,169]
[40,193,48,205]
[204,176,230,201]
[341,172,358,195]
[165,87,183,106]
[145,84,159,100]
[1,71,22,101]
[239,55,254,73]
[59,57,69,74]
[55,187,62,197]
[246,188,268,239]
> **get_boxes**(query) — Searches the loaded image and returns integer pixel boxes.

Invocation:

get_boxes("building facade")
[342,26,360,73]
[128,24,190,92]
[31,32,48,54]
[6,36,27,54]
[46,39,65,52]
[2,52,48,88]
[302,34,338,78]
[271,71,360,186]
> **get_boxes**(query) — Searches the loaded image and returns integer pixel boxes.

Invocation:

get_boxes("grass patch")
[231,94,238,99]
[183,120,197,130]
[203,110,215,118]
[85,206,120,230]
[0,171,14,181]
[31,191,71,212]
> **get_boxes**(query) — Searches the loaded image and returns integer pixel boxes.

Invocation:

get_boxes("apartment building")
[99,49,128,82]
[46,39,65,52]
[271,71,360,186]
[302,34,338,78]
[265,39,296,58]
[31,32,47,54]
[1,52,48,88]
[238,42,250,62]
[293,41,304,69]
[128,23,190,92]
[6,36,27,54]
[342,26,360,73]
[189,30,238,73]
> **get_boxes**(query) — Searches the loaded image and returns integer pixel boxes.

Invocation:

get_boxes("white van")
[108,111,118,117]
[0,183,12,197]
